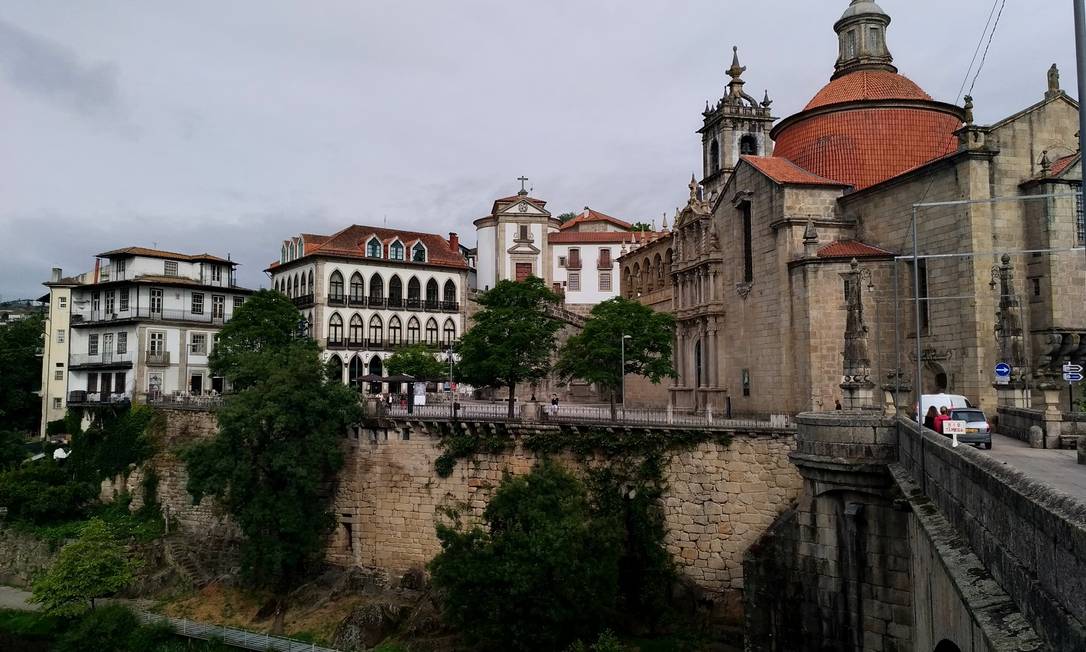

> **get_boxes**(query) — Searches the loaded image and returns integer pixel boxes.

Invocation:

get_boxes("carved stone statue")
[963,95,974,126]
[1049,64,1061,93]
[840,259,875,409]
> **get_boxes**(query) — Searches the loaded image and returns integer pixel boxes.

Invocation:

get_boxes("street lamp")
[620,334,632,419]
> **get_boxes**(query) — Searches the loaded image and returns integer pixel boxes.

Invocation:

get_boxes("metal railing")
[292,294,314,308]
[540,405,792,429]
[71,307,227,326]
[146,350,171,366]
[385,401,518,421]
[136,612,339,652]
[148,393,225,410]
[69,352,134,367]
[68,391,132,406]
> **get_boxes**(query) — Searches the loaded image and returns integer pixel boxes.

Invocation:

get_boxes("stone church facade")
[670,0,1085,416]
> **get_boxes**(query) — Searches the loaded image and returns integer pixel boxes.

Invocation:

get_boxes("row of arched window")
[327,312,456,346]
[622,248,674,297]
[274,270,457,305]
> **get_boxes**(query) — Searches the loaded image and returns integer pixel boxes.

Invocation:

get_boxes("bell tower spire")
[832,0,897,79]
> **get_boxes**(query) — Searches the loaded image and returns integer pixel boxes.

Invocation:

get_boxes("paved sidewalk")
[0,585,36,611]
[983,433,1086,499]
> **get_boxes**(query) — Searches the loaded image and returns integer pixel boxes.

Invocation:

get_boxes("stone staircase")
[163,538,213,588]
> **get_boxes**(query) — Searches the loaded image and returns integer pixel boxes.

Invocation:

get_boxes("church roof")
[816,240,895,260]
[804,70,932,111]
[1050,153,1079,177]
[559,207,632,231]
[740,156,851,187]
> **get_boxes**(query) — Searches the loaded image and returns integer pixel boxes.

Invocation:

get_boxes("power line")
[968,0,1009,97]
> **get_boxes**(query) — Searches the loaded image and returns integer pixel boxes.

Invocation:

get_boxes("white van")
[913,394,973,420]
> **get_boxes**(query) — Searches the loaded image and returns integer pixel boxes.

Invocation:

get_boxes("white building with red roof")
[474,184,659,312]
[269,225,468,392]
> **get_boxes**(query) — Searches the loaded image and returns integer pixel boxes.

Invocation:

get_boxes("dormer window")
[412,243,426,262]
[390,240,404,261]
[366,237,382,258]
[281,245,288,264]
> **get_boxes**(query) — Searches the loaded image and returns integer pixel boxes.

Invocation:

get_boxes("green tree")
[386,343,448,381]
[457,277,562,417]
[429,461,623,651]
[30,518,138,616]
[629,222,652,232]
[209,290,303,389]
[557,212,578,224]
[0,313,44,434]
[0,430,28,469]
[0,460,96,523]
[185,295,361,590]
[555,298,675,419]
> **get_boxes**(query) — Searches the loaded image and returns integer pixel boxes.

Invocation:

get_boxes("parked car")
[946,407,992,449]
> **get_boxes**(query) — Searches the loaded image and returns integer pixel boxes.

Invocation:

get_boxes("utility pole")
[1077,0,1086,268]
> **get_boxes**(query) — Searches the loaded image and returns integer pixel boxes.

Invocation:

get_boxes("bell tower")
[698,46,776,201]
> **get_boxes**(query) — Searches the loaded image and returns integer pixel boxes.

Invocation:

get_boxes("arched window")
[693,339,703,388]
[623,268,633,298]
[443,319,456,345]
[289,242,296,260]
[301,272,308,296]
[292,275,299,298]
[443,279,456,304]
[412,243,426,262]
[281,245,287,264]
[308,270,314,295]
[632,263,641,294]
[709,139,720,175]
[390,240,404,261]
[740,134,758,156]
[366,237,382,258]
[348,356,363,387]
[329,271,344,300]
[327,354,343,383]
[407,317,421,344]
[367,355,383,394]
[369,315,383,344]
[389,276,403,308]
[654,253,664,285]
[328,313,344,343]
[388,316,402,345]
[934,641,962,652]
[425,318,439,346]
[348,314,363,345]
[425,279,439,307]
[408,277,421,307]
[349,273,364,302]
[369,273,384,301]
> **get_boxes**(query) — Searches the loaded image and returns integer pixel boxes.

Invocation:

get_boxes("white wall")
[550,242,620,304]
[476,226,496,290]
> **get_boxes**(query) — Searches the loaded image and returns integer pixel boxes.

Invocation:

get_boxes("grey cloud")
[0,18,124,120]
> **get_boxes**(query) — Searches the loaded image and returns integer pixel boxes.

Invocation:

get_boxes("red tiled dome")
[771,70,963,191]
[805,70,932,110]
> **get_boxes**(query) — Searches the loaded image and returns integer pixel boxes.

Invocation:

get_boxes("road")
[0,585,36,611]
[983,433,1086,499]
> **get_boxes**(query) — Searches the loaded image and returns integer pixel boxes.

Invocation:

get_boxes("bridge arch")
[933,641,962,652]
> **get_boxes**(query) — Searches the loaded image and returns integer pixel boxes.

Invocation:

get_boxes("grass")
[0,608,63,640]
[9,495,165,547]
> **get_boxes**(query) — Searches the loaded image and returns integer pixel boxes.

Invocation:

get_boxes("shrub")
[0,460,96,523]
[31,518,139,616]
[429,460,623,651]
[55,604,139,652]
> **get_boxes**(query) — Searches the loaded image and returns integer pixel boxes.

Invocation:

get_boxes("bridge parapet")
[897,418,1086,651]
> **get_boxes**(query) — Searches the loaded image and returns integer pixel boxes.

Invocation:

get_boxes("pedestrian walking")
[550,394,559,416]
[934,406,950,434]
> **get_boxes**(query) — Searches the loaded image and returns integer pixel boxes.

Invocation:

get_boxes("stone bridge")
[744,411,1086,652]
[143,407,1086,650]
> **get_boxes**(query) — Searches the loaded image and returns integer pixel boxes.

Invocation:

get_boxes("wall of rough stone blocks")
[898,418,1086,651]
[332,423,801,624]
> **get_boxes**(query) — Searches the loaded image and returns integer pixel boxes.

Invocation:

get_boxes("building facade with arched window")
[269,226,469,390]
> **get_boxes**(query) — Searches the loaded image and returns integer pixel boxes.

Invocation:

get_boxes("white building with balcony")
[52,247,254,410]
[269,226,469,393]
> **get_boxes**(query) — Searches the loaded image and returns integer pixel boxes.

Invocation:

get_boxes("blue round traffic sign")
[995,363,1012,377]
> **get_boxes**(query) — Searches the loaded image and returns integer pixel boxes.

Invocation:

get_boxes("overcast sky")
[0,1,1077,299]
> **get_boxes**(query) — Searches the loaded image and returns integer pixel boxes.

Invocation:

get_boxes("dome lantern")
[833,0,896,80]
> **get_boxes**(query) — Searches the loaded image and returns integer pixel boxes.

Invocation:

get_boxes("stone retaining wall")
[898,418,1086,651]
[0,527,57,588]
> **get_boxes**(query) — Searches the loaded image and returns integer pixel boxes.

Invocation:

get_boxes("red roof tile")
[559,208,632,231]
[805,70,933,110]
[740,156,851,187]
[548,231,662,245]
[1049,153,1079,177]
[773,107,961,191]
[290,225,467,269]
[816,240,895,260]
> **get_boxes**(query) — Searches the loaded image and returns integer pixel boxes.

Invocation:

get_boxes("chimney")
[448,232,459,251]
[51,267,62,283]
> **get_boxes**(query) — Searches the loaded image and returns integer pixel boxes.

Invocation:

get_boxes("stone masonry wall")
[898,418,1086,651]
[145,409,801,626]
[331,422,801,626]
